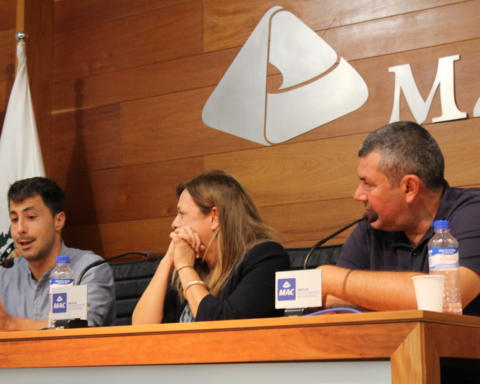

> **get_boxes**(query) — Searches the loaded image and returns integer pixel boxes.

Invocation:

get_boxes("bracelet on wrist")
[176,265,194,273]
[183,280,209,299]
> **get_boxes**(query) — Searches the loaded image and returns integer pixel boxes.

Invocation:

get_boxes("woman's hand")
[170,226,203,269]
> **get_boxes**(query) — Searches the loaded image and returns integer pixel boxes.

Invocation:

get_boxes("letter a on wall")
[202,6,369,146]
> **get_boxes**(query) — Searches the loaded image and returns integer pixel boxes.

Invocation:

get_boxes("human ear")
[403,175,420,203]
[54,212,66,232]
[210,207,219,231]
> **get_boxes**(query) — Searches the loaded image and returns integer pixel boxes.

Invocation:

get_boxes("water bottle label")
[50,278,74,288]
[428,247,459,270]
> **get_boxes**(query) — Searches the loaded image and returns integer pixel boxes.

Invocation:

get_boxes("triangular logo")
[202,6,369,145]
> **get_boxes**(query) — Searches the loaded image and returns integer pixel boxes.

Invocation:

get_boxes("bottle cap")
[56,255,70,264]
[433,220,450,230]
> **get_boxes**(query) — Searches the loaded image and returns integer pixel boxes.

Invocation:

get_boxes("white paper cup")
[412,275,445,312]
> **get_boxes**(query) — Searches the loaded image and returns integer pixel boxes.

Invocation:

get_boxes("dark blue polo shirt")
[337,182,480,316]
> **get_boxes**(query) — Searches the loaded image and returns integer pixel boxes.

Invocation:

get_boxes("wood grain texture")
[261,197,365,248]
[422,325,442,384]
[47,0,480,260]
[205,134,365,207]
[204,0,471,52]
[121,86,259,166]
[425,322,480,358]
[107,36,480,169]
[17,0,54,175]
[54,0,194,33]
[52,47,239,112]
[431,119,480,188]
[52,4,480,114]
[54,156,204,227]
[0,79,13,112]
[53,1,203,83]
[321,1,480,62]
[62,216,174,259]
[0,28,15,83]
[0,320,417,367]
[267,37,480,146]
[390,324,425,384]
[0,0,16,32]
[50,103,122,176]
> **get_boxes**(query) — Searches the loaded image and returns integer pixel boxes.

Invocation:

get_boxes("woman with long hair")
[132,170,290,323]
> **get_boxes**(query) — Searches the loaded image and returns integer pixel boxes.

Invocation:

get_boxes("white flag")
[0,41,45,260]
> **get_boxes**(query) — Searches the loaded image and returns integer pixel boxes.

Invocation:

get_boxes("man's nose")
[15,218,27,234]
[354,184,367,201]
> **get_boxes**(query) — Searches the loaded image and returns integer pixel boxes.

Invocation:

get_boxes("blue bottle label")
[428,247,459,270]
[50,278,74,287]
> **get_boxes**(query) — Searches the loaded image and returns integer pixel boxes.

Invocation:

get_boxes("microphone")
[77,251,161,284]
[303,211,378,269]
[1,258,14,268]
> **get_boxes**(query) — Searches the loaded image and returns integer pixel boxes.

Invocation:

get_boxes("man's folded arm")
[320,265,480,311]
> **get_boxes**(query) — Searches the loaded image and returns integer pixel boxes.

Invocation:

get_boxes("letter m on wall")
[389,55,466,124]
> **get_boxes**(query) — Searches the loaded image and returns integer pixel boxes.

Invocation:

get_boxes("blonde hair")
[172,170,277,299]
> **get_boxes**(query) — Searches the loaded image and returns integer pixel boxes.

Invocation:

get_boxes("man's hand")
[0,301,47,332]
[0,301,11,331]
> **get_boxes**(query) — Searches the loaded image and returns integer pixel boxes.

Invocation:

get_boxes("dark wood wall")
[2,0,480,260]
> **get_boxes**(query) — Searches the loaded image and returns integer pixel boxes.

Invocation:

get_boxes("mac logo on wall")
[202,6,369,146]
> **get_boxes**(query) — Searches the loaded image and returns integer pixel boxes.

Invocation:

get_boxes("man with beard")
[0,177,115,331]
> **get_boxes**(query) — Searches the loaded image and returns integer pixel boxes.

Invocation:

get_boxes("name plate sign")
[50,285,88,322]
[275,269,322,309]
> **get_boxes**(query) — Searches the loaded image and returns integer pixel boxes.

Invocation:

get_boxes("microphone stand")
[77,252,159,284]
[303,218,364,269]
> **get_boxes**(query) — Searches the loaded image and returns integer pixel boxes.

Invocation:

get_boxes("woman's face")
[171,190,218,264]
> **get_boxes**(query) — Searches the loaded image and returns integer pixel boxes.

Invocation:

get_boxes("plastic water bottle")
[48,255,75,327]
[428,220,462,315]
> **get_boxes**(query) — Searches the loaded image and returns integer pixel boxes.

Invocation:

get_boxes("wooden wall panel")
[121,87,259,166]
[52,1,480,114]
[204,134,363,207]
[323,1,480,63]
[50,103,122,176]
[0,0,16,31]
[0,29,15,83]
[120,37,480,168]
[53,1,203,83]
[262,198,365,249]
[54,0,193,33]
[54,157,204,227]
[52,48,239,113]
[0,79,13,113]
[51,36,477,177]
[0,21,14,133]
[433,119,480,187]
[49,0,480,259]
[17,0,54,174]
[204,0,470,52]
[202,118,480,213]
[62,217,174,259]
[266,37,480,146]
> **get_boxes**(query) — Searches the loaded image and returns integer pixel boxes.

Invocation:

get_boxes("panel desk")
[1,310,480,384]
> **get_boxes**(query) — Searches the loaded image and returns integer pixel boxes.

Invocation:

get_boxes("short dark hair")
[8,177,65,216]
[358,121,444,190]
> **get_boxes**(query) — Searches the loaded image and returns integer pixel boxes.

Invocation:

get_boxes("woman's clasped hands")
[169,226,205,271]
